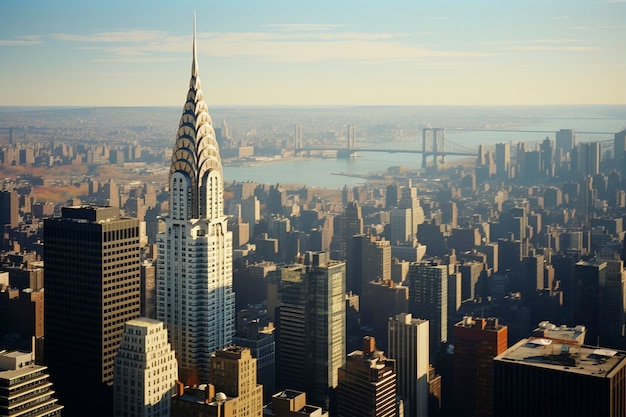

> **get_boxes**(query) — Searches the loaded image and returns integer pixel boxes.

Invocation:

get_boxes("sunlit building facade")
[156,18,235,385]
[113,318,178,417]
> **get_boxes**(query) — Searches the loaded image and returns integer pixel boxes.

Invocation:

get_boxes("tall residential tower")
[156,18,235,385]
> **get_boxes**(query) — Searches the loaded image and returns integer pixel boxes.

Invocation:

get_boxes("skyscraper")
[113,318,178,417]
[453,316,508,416]
[0,190,19,228]
[336,336,398,417]
[389,208,413,245]
[397,180,425,240]
[332,200,363,264]
[277,252,346,410]
[495,142,511,179]
[156,18,235,385]
[44,205,141,415]
[556,128,576,154]
[233,320,276,402]
[615,129,626,172]
[574,258,626,347]
[349,234,391,295]
[407,261,449,355]
[388,313,429,417]
[493,323,626,417]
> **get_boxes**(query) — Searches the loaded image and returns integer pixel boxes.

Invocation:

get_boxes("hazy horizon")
[1,0,625,107]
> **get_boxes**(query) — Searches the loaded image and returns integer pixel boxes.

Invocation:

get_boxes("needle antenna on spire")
[192,11,198,76]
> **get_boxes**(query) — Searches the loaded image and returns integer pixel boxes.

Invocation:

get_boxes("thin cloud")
[487,38,580,44]
[568,24,624,30]
[486,38,598,52]
[504,46,599,51]
[46,28,483,64]
[50,30,166,43]
[93,57,180,63]
[0,35,42,46]
[261,24,348,32]
[199,31,491,62]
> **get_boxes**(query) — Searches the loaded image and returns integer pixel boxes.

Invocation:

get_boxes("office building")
[459,261,483,301]
[390,208,413,245]
[241,196,260,238]
[556,128,575,154]
[264,390,328,416]
[397,180,425,240]
[156,19,235,385]
[495,142,511,179]
[407,261,448,354]
[277,252,345,410]
[494,323,626,416]
[497,238,524,272]
[453,316,507,416]
[0,288,44,360]
[574,260,605,344]
[332,200,363,264]
[233,320,276,402]
[350,234,391,295]
[336,336,397,417]
[540,137,554,177]
[574,141,601,177]
[210,347,263,416]
[478,242,498,273]
[0,350,63,416]
[388,313,429,417]
[0,190,19,228]
[386,184,400,209]
[44,205,141,415]
[362,279,408,352]
[615,129,626,172]
[574,258,626,347]
[522,150,542,182]
[521,250,545,299]
[113,318,178,417]
[172,346,263,417]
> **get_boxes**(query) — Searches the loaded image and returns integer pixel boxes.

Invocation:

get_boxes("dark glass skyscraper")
[277,252,345,410]
[44,206,141,416]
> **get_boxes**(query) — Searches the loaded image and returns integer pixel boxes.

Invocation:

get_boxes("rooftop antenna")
[192,11,198,77]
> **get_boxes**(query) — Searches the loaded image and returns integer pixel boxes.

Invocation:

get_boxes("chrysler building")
[156,17,235,385]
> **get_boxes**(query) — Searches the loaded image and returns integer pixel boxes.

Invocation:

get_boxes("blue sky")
[1,0,625,106]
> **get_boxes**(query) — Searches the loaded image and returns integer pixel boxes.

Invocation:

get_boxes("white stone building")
[113,317,178,417]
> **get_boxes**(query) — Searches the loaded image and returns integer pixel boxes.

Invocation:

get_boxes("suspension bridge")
[296,127,616,169]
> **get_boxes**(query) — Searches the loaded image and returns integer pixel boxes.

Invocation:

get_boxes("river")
[222,108,626,188]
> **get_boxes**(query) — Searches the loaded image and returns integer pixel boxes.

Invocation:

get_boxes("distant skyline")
[1,0,625,107]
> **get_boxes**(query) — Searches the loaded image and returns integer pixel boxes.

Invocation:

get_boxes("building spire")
[170,13,222,220]
[192,11,198,77]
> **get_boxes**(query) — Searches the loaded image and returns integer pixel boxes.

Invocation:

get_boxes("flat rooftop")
[0,364,46,381]
[494,338,626,377]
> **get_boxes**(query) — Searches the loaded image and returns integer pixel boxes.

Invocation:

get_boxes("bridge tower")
[347,124,356,150]
[421,128,446,169]
[294,123,303,149]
